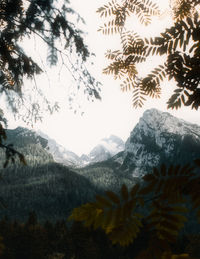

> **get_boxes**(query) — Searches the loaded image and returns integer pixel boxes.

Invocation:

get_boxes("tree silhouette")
[96,0,200,110]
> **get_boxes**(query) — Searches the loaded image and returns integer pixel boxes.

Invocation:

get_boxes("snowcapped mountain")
[37,131,125,167]
[5,109,200,172]
[111,108,200,177]
[81,135,125,164]
[101,135,125,155]
[37,131,82,167]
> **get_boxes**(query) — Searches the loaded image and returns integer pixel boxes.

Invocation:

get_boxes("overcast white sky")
[6,0,200,155]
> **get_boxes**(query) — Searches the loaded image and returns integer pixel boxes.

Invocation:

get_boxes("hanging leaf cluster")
[171,0,198,22]
[97,0,200,109]
[69,184,144,246]
[69,161,200,258]
[0,0,102,161]
[0,0,101,116]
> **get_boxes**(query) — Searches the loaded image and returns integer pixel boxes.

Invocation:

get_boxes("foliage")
[69,160,200,258]
[0,0,101,117]
[0,0,101,164]
[97,0,200,109]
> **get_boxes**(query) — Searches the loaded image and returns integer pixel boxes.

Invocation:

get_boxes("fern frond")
[136,9,152,26]
[151,18,196,56]
[120,77,135,91]
[146,201,188,243]
[142,0,160,16]
[141,163,194,203]
[141,65,165,99]
[108,213,142,246]
[127,63,138,77]
[105,49,123,61]
[121,30,144,54]
[125,0,160,25]
[132,83,146,108]
[167,88,189,110]
[103,60,137,80]
[114,7,128,26]
[103,61,125,79]
[98,19,123,34]
[96,0,120,18]
[69,184,143,246]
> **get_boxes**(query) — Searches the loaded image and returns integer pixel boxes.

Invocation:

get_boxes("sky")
[5,0,200,155]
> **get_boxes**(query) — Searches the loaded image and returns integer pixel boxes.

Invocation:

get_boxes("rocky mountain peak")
[138,108,200,136]
[117,108,200,177]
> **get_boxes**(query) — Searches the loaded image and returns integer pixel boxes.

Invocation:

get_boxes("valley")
[0,108,200,223]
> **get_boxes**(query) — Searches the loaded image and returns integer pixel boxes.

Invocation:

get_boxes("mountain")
[37,131,125,167]
[119,108,200,177]
[81,135,125,165]
[37,130,82,167]
[0,127,131,221]
[1,109,200,223]
[1,126,54,166]
[83,109,200,179]
[0,127,100,221]
[77,109,200,235]
[2,127,125,168]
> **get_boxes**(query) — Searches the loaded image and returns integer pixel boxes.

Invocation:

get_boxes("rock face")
[113,109,200,177]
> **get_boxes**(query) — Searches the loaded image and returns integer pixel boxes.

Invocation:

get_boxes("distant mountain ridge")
[37,131,125,167]
[80,135,125,165]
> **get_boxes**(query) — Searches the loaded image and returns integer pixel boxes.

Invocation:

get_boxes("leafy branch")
[97,0,200,109]
[69,161,200,258]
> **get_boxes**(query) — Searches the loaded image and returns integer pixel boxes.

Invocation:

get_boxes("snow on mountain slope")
[101,135,125,155]
[37,131,82,167]
[37,131,125,167]
[81,135,125,164]
[112,108,200,177]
